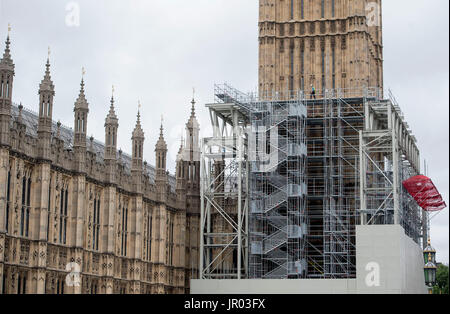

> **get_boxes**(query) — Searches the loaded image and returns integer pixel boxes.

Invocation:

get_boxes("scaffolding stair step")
[262,262,288,279]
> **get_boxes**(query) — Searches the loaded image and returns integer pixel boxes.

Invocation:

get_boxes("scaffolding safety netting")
[403,175,447,212]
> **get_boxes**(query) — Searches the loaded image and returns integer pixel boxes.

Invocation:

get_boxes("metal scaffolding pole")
[199,84,424,281]
[359,94,423,244]
[200,90,250,279]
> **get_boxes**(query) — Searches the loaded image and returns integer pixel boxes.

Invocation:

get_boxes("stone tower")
[37,55,55,160]
[155,119,168,201]
[184,98,201,212]
[73,75,89,172]
[0,31,14,147]
[131,109,145,189]
[258,0,383,97]
[104,90,118,184]
[182,97,201,291]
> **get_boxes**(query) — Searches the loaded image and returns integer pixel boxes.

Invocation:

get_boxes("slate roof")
[11,103,176,192]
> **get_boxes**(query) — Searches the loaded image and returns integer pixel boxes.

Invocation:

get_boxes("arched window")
[20,174,31,237]
[56,278,64,294]
[92,193,101,251]
[59,185,68,244]
[40,97,44,116]
[321,0,325,18]
[17,273,27,294]
[146,210,152,261]
[290,0,294,20]
[26,177,31,237]
[6,169,11,233]
[120,201,129,257]
[47,177,51,241]
[168,220,174,266]
[17,274,21,294]
[2,268,7,294]
[301,0,304,19]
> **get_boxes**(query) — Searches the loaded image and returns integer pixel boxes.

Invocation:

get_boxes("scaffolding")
[200,84,425,280]
[305,89,376,278]
[199,85,250,279]
[248,89,307,279]
[359,90,422,243]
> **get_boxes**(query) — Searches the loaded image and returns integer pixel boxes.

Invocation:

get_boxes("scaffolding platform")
[200,85,425,280]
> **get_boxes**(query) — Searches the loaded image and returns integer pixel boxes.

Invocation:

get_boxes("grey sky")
[1,0,448,263]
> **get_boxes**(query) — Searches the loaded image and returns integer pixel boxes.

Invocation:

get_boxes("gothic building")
[258,0,383,96]
[0,32,201,294]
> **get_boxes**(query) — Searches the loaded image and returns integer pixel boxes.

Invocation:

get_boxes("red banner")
[403,175,447,212]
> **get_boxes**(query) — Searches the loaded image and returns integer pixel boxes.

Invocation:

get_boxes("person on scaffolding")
[310,84,317,99]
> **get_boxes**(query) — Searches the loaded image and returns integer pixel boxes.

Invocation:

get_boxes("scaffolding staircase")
[263,226,288,254]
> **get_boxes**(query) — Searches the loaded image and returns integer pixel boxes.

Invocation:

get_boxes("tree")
[433,264,449,294]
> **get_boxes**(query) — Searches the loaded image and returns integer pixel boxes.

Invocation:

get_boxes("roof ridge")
[10,103,176,181]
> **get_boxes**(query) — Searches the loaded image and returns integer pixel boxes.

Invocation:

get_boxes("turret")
[105,87,118,159]
[131,106,145,192]
[155,117,168,200]
[176,136,187,205]
[184,97,201,214]
[155,117,168,178]
[104,87,119,183]
[37,49,55,160]
[0,26,15,146]
[73,69,89,172]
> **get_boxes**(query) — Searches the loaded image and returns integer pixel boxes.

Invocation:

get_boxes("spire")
[89,135,94,152]
[176,133,185,162]
[106,85,118,123]
[17,103,23,123]
[132,102,144,139]
[57,121,62,138]
[1,24,13,65]
[75,67,89,109]
[104,85,119,164]
[185,94,200,157]
[155,114,168,185]
[132,102,145,174]
[186,96,200,130]
[39,47,54,92]
[73,67,89,151]
[191,87,196,118]
[156,115,167,150]
[160,115,164,137]
[1,23,14,71]
[191,98,196,117]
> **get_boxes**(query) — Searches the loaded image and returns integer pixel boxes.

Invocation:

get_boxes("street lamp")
[424,239,437,293]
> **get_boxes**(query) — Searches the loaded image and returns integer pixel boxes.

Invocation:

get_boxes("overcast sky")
[1,0,448,263]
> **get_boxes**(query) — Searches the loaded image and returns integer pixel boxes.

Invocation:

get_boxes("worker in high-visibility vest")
[311,84,316,99]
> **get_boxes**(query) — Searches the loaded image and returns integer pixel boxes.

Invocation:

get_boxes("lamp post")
[424,238,437,294]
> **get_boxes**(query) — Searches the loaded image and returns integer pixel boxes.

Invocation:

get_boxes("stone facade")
[258,0,383,97]
[0,33,200,294]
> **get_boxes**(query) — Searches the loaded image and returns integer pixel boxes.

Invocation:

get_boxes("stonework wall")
[0,128,200,294]
[258,0,383,96]
[0,31,201,293]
